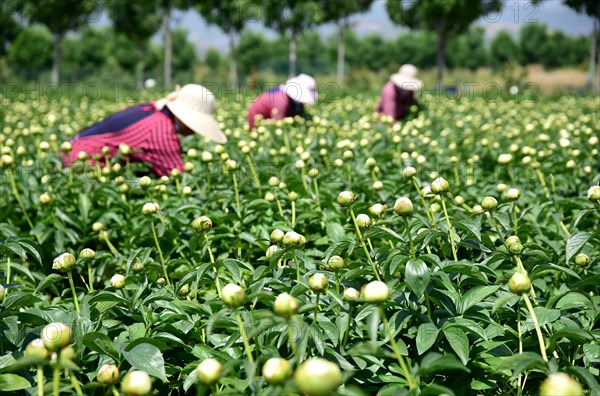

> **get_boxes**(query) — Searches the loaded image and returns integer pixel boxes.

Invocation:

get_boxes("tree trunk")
[229,30,238,86]
[289,29,297,78]
[163,10,172,90]
[337,19,345,87]
[588,20,596,93]
[436,23,446,86]
[52,32,62,84]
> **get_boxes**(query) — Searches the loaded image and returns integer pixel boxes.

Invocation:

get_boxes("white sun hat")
[282,74,319,104]
[390,64,423,91]
[156,84,226,144]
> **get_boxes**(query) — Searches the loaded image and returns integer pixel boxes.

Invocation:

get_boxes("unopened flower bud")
[268,176,280,187]
[270,229,285,244]
[343,287,360,302]
[369,203,386,218]
[262,358,291,385]
[79,248,95,259]
[274,292,299,317]
[505,188,520,200]
[402,166,416,179]
[97,364,120,385]
[337,191,355,207]
[119,143,131,156]
[142,202,157,215]
[508,272,531,294]
[61,142,72,152]
[575,253,589,267]
[266,245,278,258]
[365,157,376,168]
[133,262,144,272]
[588,185,600,201]
[39,192,51,205]
[25,338,49,360]
[362,281,389,303]
[328,256,345,271]
[373,180,384,190]
[288,191,298,201]
[309,273,329,292]
[355,213,371,228]
[222,283,245,307]
[192,216,213,233]
[139,176,152,188]
[283,231,304,248]
[431,177,450,194]
[196,359,222,386]
[294,358,342,396]
[41,323,73,352]
[308,168,319,178]
[225,159,239,171]
[92,222,104,232]
[539,373,582,396]
[121,370,152,396]
[52,253,76,273]
[481,196,498,211]
[394,197,413,216]
[111,274,125,289]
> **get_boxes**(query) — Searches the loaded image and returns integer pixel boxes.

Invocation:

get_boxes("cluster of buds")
[506,236,523,255]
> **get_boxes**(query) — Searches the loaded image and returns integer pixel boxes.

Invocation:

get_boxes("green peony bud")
[25,338,49,360]
[192,216,213,233]
[394,197,413,216]
[266,245,279,258]
[283,231,304,248]
[327,255,345,271]
[481,196,498,211]
[505,188,521,200]
[355,213,371,228]
[431,177,450,194]
[270,229,285,244]
[111,274,126,289]
[309,273,329,293]
[52,253,76,273]
[97,364,120,385]
[337,191,355,207]
[362,281,389,304]
[294,358,342,396]
[222,283,245,307]
[196,358,222,386]
[79,248,95,260]
[121,370,152,396]
[402,166,416,179]
[509,242,523,255]
[288,191,298,201]
[263,357,291,385]
[588,185,600,201]
[539,373,583,396]
[142,202,157,215]
[41,323,73,352]
[574,253,589,267]
[369,203,386,218]
[39,192,51,205]
[273,293,299,317]
[139,176,152,188]
[92,222,104,232]
[372,180,384,191]
[508,272,531,294]
[343,288,360,302]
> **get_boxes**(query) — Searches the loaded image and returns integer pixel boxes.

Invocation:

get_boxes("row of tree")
[1,0,599,87]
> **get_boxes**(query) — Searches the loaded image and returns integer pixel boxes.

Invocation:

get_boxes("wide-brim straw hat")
[156,84,226,144]
[390,64,423,91]
[282,74,319,104]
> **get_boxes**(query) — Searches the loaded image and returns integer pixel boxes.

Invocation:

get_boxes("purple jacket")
[376,81,416,120]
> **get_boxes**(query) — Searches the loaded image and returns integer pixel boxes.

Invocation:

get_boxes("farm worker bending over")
[65,84,226,176]
[376,64,423,121]
[248,73,318,130]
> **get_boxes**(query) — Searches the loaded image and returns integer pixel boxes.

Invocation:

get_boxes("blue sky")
[96,0,596,54]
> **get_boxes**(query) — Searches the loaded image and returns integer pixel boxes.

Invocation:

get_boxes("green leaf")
[0,374,30,391]
[416,323,439,355]
[443,327,469,365]
[497,352,548,377]
[459,285,499,314]
[405,259,430,297]
[78,192,90,223]
[555,292,592,310]
[2,291,41,310]
[531,307,561,327]
[419,352,469,375]
[83,332,120,362]
[566,366,600,394]
[123,343,167,382]
[35,273,64,293]
[365,226,405,242]
[565,232,590,265]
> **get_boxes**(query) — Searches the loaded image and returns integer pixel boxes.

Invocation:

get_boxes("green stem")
[235,312,254,363]
[287,320,297,355]
[151,218,171,286]
[335,271,340,294]
[7,170,33,229]
[512,202,519,234]
[412,178,434,224]
[291,201,296,229]
[349,208,381,281]
[522,293,548,363]
[346,163,352,184]
[515,256,536,302]
[517,309,523,395]
[489,212,508,251]
[300,168,311,195]
[536,169,550,199]
[204,234,222,298]
[380,308,416,389]
[5,257,10,296]
[313,292,320,323]
[312,178,321,211]
[69,371,83,396]
[67,271,80,313]
[275,194,284,217]
[404,217,416,259]
[87,263,94,292]
[53,366,60,396]
[293,254,301,282]
[232,173,242,216]
[246,153,262,194]
[440,197,458,261]
[342,305,353,348]
[37,366,44,396]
